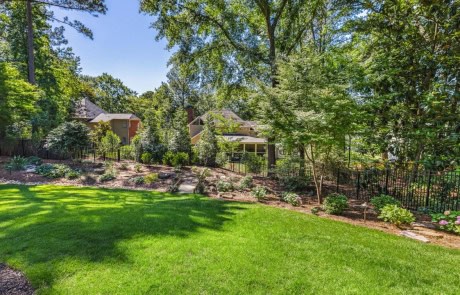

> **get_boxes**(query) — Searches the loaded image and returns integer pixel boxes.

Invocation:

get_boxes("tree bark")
[26,0,36,84]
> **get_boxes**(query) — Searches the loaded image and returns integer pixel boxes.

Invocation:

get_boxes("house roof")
[90,113,140,123]
[221,135,267,144]
[73,98,107,120]
[190,109,257,128]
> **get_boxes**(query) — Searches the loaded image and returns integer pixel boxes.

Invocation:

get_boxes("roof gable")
[90,113,140,123]
[73,98,107,120]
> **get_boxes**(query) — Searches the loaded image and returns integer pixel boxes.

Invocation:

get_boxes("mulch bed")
[0,264,34,295]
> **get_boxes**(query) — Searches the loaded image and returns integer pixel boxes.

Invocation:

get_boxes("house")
[188,109,268,157]
[73,98,141,145]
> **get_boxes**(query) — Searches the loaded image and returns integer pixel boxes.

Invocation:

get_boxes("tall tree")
[140,0,315,169]
[3,0,107,84]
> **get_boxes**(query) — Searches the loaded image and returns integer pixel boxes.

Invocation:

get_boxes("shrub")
[35,164,55,177]
[311,207,320,215]
[44,121,90,155]
[144,173,159,185]
[26,156,42,166]
[131,176,145,185]
[134,163,142,173]
[272,156,310,191]
[35,164,72,179]
[370,195,401,213]
[162,151,175,166]
[241,153,264,174]
[141,152,153,164]
[282,192,301,207]
[4,156,28,171]
[279,175,309,192]
[216,180,234,192]
[119,163,129,170]
[99,172,116,182]
[252,186,267,201]
[323,194,348,215]
[172,152,189,167]
[431,211,460,234]
[196,120,218,166]
[239,176,253,190]
[65,169,81,180]
[216,152,229,167]
[378,205,415,227]
[120,145,134,160]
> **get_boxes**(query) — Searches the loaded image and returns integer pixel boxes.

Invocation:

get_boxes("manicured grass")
[0,184,459,294]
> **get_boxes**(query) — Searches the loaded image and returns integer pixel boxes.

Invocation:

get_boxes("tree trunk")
[26,0,36,84]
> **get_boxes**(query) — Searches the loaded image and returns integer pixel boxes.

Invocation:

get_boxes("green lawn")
[0,185,459,294]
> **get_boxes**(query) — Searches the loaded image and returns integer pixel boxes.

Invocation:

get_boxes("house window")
[122,121,128,128]
[122,137,127,145]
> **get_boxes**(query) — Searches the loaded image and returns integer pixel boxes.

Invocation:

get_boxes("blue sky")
[53,0,171,94]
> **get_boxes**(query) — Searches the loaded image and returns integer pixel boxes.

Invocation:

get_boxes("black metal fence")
[336,167,460,212]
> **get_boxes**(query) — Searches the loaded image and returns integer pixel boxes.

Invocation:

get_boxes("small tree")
[196,120,218,167]
[130,135,142,162]
[90,121,111,146]
[139,126,165,162]
[44,121,91,156]
[168,110,191,154]
[100,131,121,154]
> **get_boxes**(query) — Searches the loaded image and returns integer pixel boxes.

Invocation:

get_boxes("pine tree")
[196,120,218,167]
[168,110,191,154]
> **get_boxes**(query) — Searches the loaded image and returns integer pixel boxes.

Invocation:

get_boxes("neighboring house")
[188,109,268,157]
[73,98,141,145]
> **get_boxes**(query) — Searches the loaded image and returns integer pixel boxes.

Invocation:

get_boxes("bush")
[239,176,253,190]
[272,156,310,191]
[162,151,174,166]
[216,180,234,192]
[120,145,134,160]
[279,175,309,191]
[370,195,401,213]
[99,172,116,182]
[144,173,159,185]
[26,156,42,166]
[282,192,301,206]
[216,152,229,167]
[131,176,145,185]
[141,152,153,164]
[134,163,142,173]
[323,194,348,215]
[241,153,264,174]
[65,169,81,180]
[378,205,415,227]
[252,186,267,201]
[4,156,28,171]
[431,211,460,234]
[35,164,55,177]
[119,163,129,170]
[36,164,72,179]
[100,131,121,154]
[172,152,189,167]
[44,121,91,155]
[193,168,210,194]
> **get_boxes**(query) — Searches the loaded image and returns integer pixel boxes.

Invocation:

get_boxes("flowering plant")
[431,211,460,234]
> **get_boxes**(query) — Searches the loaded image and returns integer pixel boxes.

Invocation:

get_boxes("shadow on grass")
[0,184,246,288]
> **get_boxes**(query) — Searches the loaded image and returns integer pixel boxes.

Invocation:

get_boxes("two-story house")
[188,109,267,157]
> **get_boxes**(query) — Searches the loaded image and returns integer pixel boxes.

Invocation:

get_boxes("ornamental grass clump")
[282,192,301,207]
[323,194,348,215]
[251,186,267,201]
[378,205,415,227]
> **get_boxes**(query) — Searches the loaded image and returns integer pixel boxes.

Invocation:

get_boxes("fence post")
[21,139,25,156]
[103,152,106,161]
[425,171,432,208]
[356,171,361,199]
[117,149,121,162]
[384,167,389,194]
[93,150,96,162]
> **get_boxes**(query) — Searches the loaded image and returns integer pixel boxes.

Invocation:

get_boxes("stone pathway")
[178,174,198,194]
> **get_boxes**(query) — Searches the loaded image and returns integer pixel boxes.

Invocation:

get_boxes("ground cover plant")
[0,184,459,294]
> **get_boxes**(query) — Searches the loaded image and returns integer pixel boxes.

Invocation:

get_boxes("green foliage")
[162,151,174,166]
[168,110,191,154]
[99,172,116,183]
[193,168,211,194]
[139,126,165,162]
[26,156,42,166]
[35,163,78,179]
[65,169,81,180]
[134,163,142,173]
[370,195,401,214]
[272,156,310,191]
[431,211,460,235]
[100,131,121,153]
[141,152,153,164]
[130,135,142,162]
[4,156,28,171]
[90,121,111,145]
[196,121,218,167]
[120,146,135,160]
[119,163,129,171]
[241,153,264,174]
[215,152,229,167]
[171,152,189,167]
[282,192,301,207]
[323,194,348,215]
[216,180,234,193]
[131,176,145,185]
[144,173,159,185]
[238,176,253,190]
[378,205,415,227]
[44,121,91,155]
[0,62,39,138]
[251,186,267,201]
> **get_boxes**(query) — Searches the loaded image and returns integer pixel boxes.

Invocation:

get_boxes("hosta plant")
[378,205,415,227]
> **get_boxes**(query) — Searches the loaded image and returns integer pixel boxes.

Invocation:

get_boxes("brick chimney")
[185,105,195,124]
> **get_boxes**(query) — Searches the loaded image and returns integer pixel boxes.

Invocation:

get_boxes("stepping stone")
[400,231,430,243]
[178,183,197,194]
